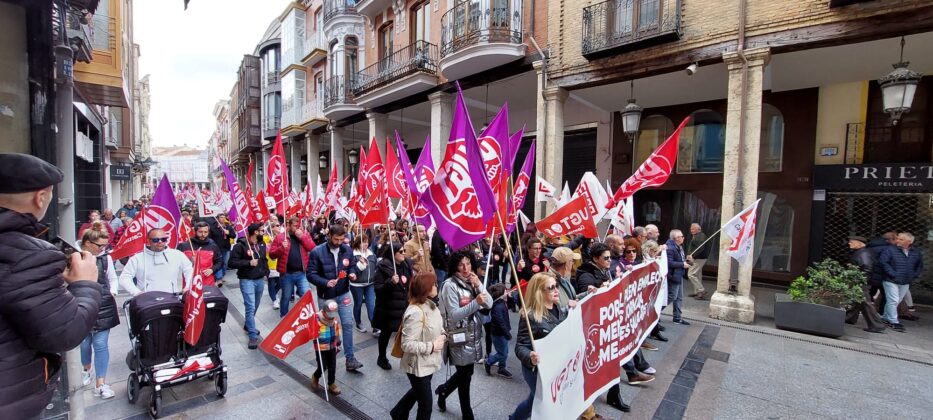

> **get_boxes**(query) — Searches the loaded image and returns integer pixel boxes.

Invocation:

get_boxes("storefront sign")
[813,164,933,192]
[111,165,132,180]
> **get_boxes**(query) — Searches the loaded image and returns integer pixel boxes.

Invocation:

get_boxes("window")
[329,40,339,77]
[678,109,725,173]
[411,2,430,43]
[490,0,509,29]
[315,73,324,108]
[345,36,359,83]
[379,23,394,60]
[635,115,674,166]
[759,104,784,172]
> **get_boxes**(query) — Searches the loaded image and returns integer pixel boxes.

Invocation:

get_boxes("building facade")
[149,146,211,189]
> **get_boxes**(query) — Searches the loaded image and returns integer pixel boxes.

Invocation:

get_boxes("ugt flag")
[609,117,690,207]
[265,131,290,214]
[723,199,761,264]
[260,292,320,359]
[183,253,206,346]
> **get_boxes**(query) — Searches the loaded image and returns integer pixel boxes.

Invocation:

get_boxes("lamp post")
[878,36,922,125]
[347,148,359,176]
[621,80,643,140]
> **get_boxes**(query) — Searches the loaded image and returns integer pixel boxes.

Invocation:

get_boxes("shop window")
[635,115,673,166]
[759,104,784,172]
[678,109,725,173]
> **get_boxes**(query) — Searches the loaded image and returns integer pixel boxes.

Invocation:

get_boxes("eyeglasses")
[624,249,638,254]
[545,284,559,291]
[601,256,611,261]
[89,241,109,248]
[150,237,169,243]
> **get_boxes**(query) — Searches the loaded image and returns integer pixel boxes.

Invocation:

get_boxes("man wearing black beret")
[0,153,102,419]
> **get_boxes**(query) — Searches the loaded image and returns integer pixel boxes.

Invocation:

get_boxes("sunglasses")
[624,249,638,254]
[150,237,169,243]
[601,256,611,261]
[545,284,559,291]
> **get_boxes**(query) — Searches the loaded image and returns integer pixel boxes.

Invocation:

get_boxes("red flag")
[361,137,384,196]
[109,207,148,260]
[609,117,689,208]
[260,292,320,360]
[183,253,206,346]
[358,177,389,227]
[535,195,598,239]
[286,191,302,219]
[255,191,271,224]
[386,138,408,199]
[178,217,194,243]
[266,131,290,214]
[246,158,255,196]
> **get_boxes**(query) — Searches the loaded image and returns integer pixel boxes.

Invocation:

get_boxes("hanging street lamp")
[878,36,922,125]
[621,80,643,139]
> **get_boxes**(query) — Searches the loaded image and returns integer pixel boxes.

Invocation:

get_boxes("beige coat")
[403,238,434,275]
[400,300,444,377]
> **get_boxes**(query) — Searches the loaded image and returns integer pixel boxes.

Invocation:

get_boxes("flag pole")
[688,228,722,258]
[315,337,329,402]
[481,228,496,289]
[494,210,536,349]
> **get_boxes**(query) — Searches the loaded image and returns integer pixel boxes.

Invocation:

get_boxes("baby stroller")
[123,287,229,417]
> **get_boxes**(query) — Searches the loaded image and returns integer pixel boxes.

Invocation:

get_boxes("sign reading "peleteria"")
[813,164,933,191]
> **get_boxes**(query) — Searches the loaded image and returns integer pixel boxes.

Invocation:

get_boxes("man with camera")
[0,154,103,419]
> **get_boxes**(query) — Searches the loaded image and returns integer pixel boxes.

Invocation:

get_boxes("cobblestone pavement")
[75,274,933,419]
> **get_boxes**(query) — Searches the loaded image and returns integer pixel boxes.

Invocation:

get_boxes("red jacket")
[77,221,115,245]
[268,231,316,275]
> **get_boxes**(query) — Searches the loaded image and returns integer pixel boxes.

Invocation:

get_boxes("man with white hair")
[686,223,709,300]
[665,229,691,325]
[878,232,923,332]
[645,224,660,242]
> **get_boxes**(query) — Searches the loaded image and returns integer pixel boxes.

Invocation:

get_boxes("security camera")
[685,63,698,76]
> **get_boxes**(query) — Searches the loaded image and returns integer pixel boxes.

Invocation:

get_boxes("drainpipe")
[729,0,748,293]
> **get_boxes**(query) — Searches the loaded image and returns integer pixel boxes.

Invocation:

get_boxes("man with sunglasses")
[118,229,194,295]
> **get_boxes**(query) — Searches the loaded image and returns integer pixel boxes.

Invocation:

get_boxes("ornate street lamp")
[621,80,643,140]
[878,36,922,125]
[319,152,328,169]
[347,148,359,165]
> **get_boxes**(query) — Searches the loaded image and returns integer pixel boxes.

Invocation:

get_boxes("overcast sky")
[134,0,289,149]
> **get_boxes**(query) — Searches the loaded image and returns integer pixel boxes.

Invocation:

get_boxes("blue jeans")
[240,278,265,339]
[486,334,509,369]
[511,365,538,420]
[350,284,375,328]
[80,329,111,380]
[883,281,910,323]
[267,275,280,303]
[216,250,231,281]
[279,272,310,317]
[435,269,447,289]
[334,292,356,360]
[668,280,684,321]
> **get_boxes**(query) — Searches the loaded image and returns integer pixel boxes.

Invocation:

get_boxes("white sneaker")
[82,370,91,386]
[643,367,657,375]
[95,384,115,399]
[272,298,280,310]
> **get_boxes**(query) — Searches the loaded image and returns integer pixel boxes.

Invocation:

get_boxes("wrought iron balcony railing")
[323,75,357,109]
[64,7,93,63]
[353,41,438,95]
[441,0,523,58]
[323,0,359,24]
[582,0,681,57]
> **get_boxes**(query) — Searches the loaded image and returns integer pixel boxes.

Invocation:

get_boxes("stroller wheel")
[149,392,162,418]
[214,372,227,397]
[126,373,140,404]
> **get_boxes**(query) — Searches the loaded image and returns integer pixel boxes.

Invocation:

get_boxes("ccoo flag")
[723,199,761,264]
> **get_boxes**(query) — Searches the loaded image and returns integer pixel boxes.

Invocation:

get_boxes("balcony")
[323,75,363,120]
[323,0,359,26]
[302,33,327,66]
[301,101,328,130]
[354,0,392,20]
[440,0,525,80]
[65,7,93,63]
[352,41,439,108]
[581,0,682,59]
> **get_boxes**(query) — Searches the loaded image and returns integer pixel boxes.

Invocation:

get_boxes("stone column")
[306,132,321,190]
[708,47,770,324]
[367,112,387,159]
[542,86,568,216]
[428,91,452,164]
[329,124,345,180]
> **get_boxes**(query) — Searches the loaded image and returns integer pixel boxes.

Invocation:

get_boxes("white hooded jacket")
[118,247,194,295]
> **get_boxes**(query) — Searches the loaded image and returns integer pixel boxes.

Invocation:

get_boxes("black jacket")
[431,234,451,271]
[228,238,270,280]
[206,218,236,251]
[515,305,567,371]
[92,256,120,331]
[373,257,413,331]
[0,209,102,419]
[850,247,875,282]
[177,236,223,274]
[574,261,612,294]
[490,299,511,339]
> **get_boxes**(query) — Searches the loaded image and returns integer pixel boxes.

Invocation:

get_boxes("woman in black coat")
[77,223,121,399]
[374,242,413,370]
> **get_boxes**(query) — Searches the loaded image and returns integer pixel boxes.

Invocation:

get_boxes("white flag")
[573,172,609,221]
[723,199,761,264]
[536,176,557,203]
[557,181,571,206]
[518,211,532,231]
[609,196,634,236]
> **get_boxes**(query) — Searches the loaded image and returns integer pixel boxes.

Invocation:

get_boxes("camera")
[685,63,698,76]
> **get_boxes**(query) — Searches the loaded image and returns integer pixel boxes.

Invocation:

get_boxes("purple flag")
[219,158,251,237]
[414,136,435,192]
[148,174,184,248]
[421,83,497,250]
[508,140,535,234]
[507,125,525,172]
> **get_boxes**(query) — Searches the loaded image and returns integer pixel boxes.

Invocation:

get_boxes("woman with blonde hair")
[77,222,120,399]
[511,273,568,420]
[390,273,445,420]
